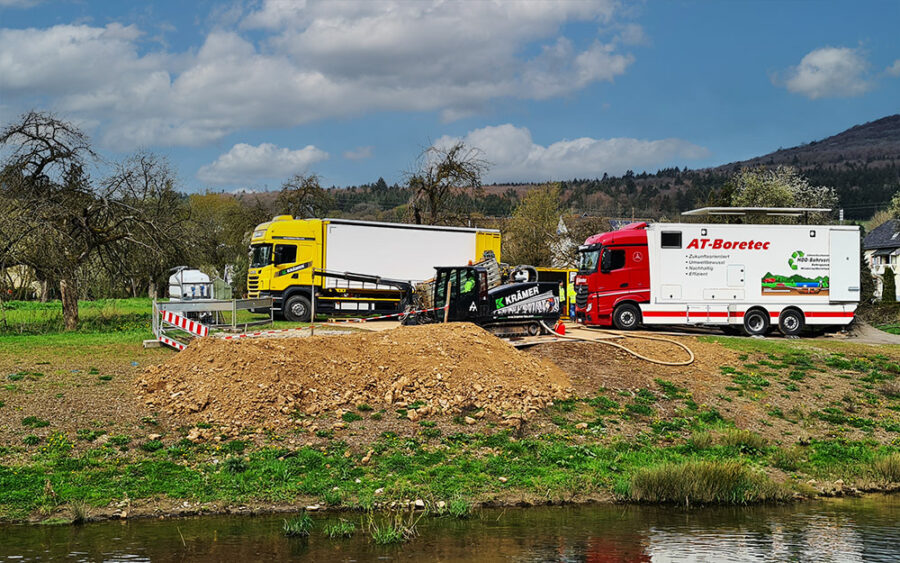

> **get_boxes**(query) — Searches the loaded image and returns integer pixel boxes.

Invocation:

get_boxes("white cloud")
[615,23,648,46]
[0,1,639,148]
[436,124,709,183]
[780,46,872,99]
[343,146,373,160]
[887,59,900,77]
[197,143,329,186]
[0,0,43,7]
[0,23,158,95]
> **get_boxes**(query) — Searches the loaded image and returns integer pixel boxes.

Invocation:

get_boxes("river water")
[1,496,898,562]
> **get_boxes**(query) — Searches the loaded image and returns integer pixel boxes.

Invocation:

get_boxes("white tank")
[168,268,211,300]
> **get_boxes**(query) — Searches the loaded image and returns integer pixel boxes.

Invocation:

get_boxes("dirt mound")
[137,323,571,429]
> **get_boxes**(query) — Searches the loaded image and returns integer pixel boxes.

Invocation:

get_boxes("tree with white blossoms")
[729,166,837,223]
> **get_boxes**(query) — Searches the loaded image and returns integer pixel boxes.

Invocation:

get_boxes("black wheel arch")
[280,286,312,307]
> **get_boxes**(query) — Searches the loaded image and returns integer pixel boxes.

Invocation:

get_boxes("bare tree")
[103,151,190,298]
[0,111,173,329]
[276,173,332,218]
[406,142,488,225]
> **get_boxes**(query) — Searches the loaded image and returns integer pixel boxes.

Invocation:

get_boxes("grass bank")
[2,425,898,523]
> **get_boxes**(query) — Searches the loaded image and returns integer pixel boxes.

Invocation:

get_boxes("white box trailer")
[321,221,498,289]
[640,223,860,334]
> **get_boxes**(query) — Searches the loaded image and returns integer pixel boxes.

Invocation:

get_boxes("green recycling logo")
[788,250,804,270]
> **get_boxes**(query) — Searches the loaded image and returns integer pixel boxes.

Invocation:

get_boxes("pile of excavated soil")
[137,323,571,429]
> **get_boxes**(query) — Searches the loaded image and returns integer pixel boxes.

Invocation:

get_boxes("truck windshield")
[577,249,601,273]
[250,244,272,268]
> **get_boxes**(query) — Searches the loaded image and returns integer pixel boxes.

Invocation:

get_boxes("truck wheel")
[613,303,641,330]
[742,309,770,336]
[283,295,311,323]
[778,309,804,337]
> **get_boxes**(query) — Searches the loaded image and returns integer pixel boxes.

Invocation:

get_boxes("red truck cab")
[574,222,651,329]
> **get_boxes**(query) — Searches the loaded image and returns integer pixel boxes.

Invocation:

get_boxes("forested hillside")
[307,115,900,222]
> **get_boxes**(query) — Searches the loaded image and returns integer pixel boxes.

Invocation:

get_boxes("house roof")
[863,219,900,250]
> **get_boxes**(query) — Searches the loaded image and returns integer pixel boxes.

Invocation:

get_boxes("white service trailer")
[639,223,860,334]
[321,221,495,289]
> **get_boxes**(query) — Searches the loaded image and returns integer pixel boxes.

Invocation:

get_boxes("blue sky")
[1,0,898,192]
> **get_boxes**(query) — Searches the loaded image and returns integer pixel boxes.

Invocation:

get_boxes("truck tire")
[743,308,769,336]
[283,294,312,323]
[778,309,804,337]
[613,303,641,330]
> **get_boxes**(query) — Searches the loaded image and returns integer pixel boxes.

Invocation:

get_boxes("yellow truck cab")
[248,217,501,321]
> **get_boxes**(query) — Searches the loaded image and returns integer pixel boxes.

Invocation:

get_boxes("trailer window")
[274,244,297,265]
[250,244,272,268]
[661,231,682,249]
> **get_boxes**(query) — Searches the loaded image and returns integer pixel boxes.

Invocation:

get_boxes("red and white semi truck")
[573,221,860,336]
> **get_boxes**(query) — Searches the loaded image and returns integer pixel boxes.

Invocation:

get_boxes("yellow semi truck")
[247,217,501,321]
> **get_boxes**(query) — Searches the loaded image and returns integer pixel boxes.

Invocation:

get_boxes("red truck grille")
[576,285,588,308]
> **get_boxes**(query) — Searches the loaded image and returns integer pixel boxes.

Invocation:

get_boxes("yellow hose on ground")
[540,322,695,366]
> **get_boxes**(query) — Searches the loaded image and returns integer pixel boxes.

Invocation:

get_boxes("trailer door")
[829,230,860,302]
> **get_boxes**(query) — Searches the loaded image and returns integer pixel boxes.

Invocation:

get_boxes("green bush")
[21,416,50,428]
[323,519,355,538]
[719,429,768,454]
[446,498,471,519]
[76,429,105,442]
[283,513,313,537]
[687,431,714,450]
[629,460,789,505]
[140,440,164,452]
[221,439,248,454]
[108,435,131,447]
[882,270,897,303]
[224,457,248,474]
[873,453,900,482]
[772,447,804,471]
[368,511,419,545]
[625,403,653,416]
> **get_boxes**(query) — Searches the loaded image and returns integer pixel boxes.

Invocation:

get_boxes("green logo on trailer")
[788,250,804,270]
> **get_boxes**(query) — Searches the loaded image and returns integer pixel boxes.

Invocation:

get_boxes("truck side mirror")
[600,249,612,273]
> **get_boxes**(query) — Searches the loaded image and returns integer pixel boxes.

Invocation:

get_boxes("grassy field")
[2,301,900,523]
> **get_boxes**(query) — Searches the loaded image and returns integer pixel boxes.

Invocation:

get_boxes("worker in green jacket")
[566,281,576,319]
[461,272,476,293]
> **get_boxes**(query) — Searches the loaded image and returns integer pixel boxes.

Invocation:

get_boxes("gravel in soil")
[137,323,571,431]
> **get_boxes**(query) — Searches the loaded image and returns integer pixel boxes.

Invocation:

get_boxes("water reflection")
[1,496,897,562]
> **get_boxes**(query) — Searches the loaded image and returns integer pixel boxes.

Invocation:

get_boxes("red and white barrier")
[161,310,209,337]
[158,335,187,351]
